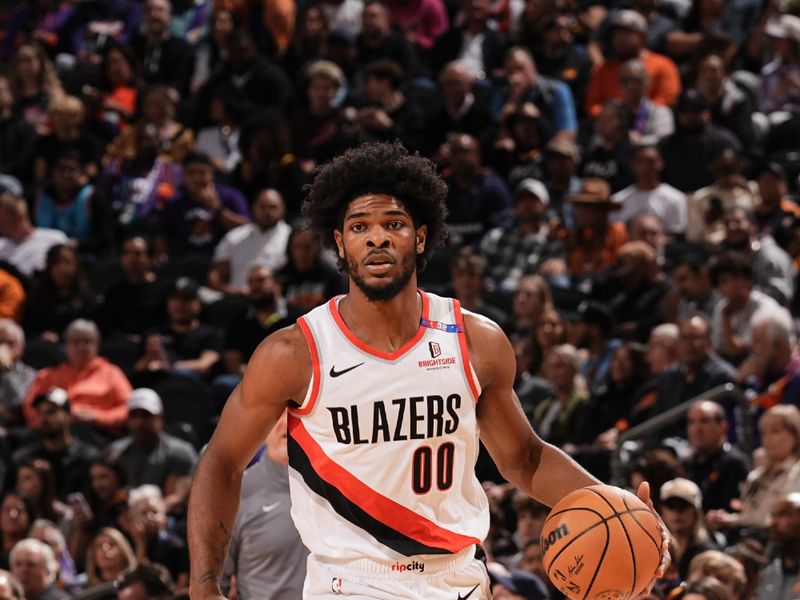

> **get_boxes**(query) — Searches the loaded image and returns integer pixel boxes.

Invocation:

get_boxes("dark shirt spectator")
[684,399,751,512]
[356,0,420,76]
[533,14,593,112]
[203,30,292,117]
[158,153,250,258]
[12,388,97,499]
[444,134,513,246]
[0,75,37,181]
[135,278,223,380]
[130,0,194,97]
[658,90,741,194]
[110,389,196,514]
[650,314,736,437]
[96,235,166,339]
[277,227,345,313]
[224,265,302,374]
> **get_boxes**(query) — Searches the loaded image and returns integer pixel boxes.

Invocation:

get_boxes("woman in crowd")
[83,528,137,592]
[7,42,64,133]
[509,274,553,339]
[0,492,33,570]
[282,5,329,87]
[14,459,70,529]
[707,405,800,537]
[22,244,96,342]
[89,43,140,137]
[191,10,236,93]
[528,306,569,375]
[68,453,130,570]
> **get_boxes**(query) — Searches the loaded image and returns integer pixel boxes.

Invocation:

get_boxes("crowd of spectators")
[1,0,800,597]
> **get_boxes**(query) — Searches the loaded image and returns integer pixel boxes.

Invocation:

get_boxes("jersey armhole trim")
[290,317,320,416]
[452,299,481,405]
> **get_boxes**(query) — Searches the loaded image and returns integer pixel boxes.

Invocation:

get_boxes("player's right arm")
[187,325,311,600]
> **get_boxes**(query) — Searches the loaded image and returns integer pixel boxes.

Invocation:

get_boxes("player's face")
[334,194,426,301]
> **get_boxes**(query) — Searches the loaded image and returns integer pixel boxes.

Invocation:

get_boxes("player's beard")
[347,248,416,302]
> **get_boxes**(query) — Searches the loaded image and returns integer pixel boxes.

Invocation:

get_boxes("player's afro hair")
[302,141,448,271]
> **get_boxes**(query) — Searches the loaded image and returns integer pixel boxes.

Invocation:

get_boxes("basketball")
[540,484,662,600]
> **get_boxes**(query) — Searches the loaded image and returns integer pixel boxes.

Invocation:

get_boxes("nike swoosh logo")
[329,362,365,378]
[261,502,280,513]
[457,584,479,600]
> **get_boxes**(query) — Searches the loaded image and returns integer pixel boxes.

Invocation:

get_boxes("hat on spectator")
[546,138,581,163]
[306,60,346,88]
[129,388,163,415]
[492,570,551,600]
[569,178,617,208]
[610,9,648,34]
[781,14,800,44]
[676,88,709,112]
[0,174,23,197]
[576,300,615,335]
[168,277,199,299]
[755,161,787,180]
[766,17,788,38]
[32,387,70,412]
[660,477,702,510]
[515,178,550,206]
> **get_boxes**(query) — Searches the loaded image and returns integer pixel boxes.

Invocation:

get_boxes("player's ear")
[415,225,427,255]
[333,229,345,260]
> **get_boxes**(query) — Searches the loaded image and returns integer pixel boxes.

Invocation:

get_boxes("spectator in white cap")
[480,178,565,293]
[109,389,197,515]
[659,477,718,580]
[760,14,800,114]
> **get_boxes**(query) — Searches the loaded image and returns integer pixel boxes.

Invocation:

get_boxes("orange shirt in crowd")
[585,50,681,118]
[24,357,131,431]
[568,222,629,278]
[0,269,25,322]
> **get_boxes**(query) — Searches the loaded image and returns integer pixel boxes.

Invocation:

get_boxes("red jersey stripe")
[288,416,481,553]
[328,291,430,361]
[291,317,321,416]
[452,300,481,404]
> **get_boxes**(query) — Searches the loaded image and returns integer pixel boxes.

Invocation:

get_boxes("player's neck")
[339,282,422,354]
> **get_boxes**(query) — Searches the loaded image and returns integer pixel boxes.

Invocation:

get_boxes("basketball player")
[188,143,669,599]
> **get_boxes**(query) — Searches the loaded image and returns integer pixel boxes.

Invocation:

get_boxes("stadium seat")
[203,294,249,329]
[151,375,218,450]
[22,339,65,370]
[99,338,141,378]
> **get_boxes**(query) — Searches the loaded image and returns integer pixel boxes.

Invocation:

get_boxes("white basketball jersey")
[287,291,489,564]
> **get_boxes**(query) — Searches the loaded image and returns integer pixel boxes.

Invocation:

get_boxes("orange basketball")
[540,484,662,600]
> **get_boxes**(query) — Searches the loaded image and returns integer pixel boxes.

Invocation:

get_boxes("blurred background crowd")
[1,0,800,597]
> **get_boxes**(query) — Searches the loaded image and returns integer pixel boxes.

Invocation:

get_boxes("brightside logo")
[391,560,425,574]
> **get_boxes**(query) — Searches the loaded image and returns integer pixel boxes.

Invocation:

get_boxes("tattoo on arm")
[194,520,232,587]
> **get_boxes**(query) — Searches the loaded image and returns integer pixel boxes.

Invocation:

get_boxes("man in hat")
[658,478,717,579]
[480,178,565,293]
[658,89,742,194]
[134,277,223,379]
[567,178,628,280]
[585,9,680,118]
[759,14,800,114]
[543,138,582,229]
[109,388,197,514]
[12,388,97,499]
[754,161,800,237]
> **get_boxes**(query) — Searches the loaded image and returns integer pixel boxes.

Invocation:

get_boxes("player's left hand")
[636,481,671,596]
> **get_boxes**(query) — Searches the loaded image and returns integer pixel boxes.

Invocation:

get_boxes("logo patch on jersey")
[429,341,441,358]
[391,560,425,573]
[457,584,480,600]
[331,577,344,594]
[329,362,364,378]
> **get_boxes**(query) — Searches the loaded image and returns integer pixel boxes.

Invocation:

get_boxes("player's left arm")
[466,311,671,583]
[466,312,598,505]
